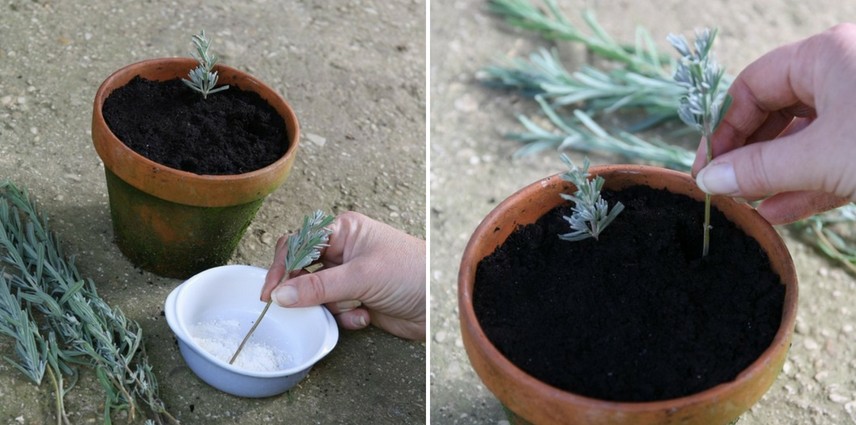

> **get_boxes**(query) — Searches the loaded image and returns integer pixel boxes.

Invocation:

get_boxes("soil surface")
[103,76,288,175]
[474,186,784,401]
[0,1,425,423]
[431,1,856,424]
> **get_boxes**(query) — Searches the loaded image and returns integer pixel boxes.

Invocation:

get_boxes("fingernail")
[354,315,368,328]
[335,300,362,311]
[696,162,739,195]
[272,285,299,306]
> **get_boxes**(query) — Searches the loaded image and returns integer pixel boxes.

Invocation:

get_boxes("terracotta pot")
[458,164,798,425]
[92,58,299,278]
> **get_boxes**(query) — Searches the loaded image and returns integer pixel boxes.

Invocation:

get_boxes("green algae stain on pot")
[105,170,263,278]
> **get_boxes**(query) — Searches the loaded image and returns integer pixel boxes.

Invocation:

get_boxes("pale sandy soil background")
[430,1,856,424]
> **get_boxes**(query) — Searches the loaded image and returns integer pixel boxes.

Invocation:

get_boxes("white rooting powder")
[191,319,292,372]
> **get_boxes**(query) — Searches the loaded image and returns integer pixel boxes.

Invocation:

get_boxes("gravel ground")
[0,0,425,423]
[430,1,856,424]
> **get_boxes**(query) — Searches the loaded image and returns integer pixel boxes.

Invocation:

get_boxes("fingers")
[369,313,426,341]
[693,32,819,176]
[270,264,363,308]
[695,125,818,198]
[261,212,355,301]
[756,191,852,225]
[261,235,289,302]
[327,300,363,315]
[333,308,371,330]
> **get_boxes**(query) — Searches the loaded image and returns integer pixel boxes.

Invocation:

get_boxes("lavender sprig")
[181,30,230,99]
[668,28,732,257]
[558,155,624,241]
[230,210,334,364]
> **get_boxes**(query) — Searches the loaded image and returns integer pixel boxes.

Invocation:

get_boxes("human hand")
[260,211,426,341]
[692,24,856,224]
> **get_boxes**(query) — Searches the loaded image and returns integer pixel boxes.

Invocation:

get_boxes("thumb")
[270,265,359,308]
[695,128,821,198]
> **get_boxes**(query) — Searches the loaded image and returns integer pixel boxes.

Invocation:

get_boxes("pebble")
[454,94,478,112]
[829,393,850,404]
[434,330,447,344]
[796,320,810,335]
[305,132,326,147]
[804,338,820,351]
[846,401,856,421]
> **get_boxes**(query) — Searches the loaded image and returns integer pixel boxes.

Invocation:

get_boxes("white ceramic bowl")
[164,264,338,398]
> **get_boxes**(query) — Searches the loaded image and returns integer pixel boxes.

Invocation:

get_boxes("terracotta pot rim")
[458,164,798,415]
[92,57,300,206]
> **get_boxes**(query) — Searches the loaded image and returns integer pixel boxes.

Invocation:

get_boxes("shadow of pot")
[458,164,798,425]
[92,58,299,278]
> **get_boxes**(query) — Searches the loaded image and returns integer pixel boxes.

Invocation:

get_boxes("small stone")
[454,94,478,112]
[843,324,854,334]
[814,370,829,382]
[434,330,447,343]
[829,393,850,404]
[16,96,25,105]
[803,338,820,351]
[0,95,12,107]
[29,127,37,135]
[305,132,326,147]
[819,267,829,277]
[845,401,856,421]
[796,321,810,335]
[84,32,93,41]
[15,416,23,424]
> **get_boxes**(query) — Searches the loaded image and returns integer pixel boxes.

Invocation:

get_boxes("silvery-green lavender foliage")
[667,29,732,135]
[182,30,230,99]
[558,155,624,241]
[668,28,731,257]
[231,210,334,364]
[0,181,176,425]
[484,0,856,272]
[286,210,335,272]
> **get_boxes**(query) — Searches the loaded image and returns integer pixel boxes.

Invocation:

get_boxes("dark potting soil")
[473,185,785,402]
[102,76,288,175]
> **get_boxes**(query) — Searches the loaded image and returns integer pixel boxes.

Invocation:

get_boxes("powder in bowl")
[191,319,293,372]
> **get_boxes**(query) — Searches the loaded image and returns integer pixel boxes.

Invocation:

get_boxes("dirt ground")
[0,0,425,424]
[430,1,856,424]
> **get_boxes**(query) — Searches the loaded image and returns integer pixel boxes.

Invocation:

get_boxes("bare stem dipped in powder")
[192,319,292,372]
